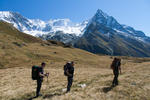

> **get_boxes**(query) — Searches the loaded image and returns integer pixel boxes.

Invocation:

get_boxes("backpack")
[32,65,40,80]
[64,63,70,76]
[111,58,120,70]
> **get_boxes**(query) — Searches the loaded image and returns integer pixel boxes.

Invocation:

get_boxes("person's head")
[70,61,74,66]
[114,57,117,61]
[114,58,121,62]
[41,62,46,68]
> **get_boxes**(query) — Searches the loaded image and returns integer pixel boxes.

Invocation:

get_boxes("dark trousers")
[112,71,119,85]
[67,77,73,92]
[36,79,43,95]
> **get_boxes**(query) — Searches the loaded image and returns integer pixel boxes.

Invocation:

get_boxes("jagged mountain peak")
[88,9,147,38]
[90,9,120,30]
[95,9,109,19]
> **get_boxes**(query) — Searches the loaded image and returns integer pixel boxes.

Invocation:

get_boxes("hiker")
[64,61,75,93]
[32,62,49,97]
[111,58,121,86]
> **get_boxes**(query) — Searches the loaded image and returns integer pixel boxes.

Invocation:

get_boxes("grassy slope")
[0,21,44,43]
[0,21,107,68]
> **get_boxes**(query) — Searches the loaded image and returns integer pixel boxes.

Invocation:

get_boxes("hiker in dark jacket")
[111,58,121,86]
[65,61,74,92]
[36,62,49,97]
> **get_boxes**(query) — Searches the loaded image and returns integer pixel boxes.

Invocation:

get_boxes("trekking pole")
[46,73,49,83]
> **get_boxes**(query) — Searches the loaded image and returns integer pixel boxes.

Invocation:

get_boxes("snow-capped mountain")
[88,9,146,38]
[74,9,150,57]
[0,11,87,43]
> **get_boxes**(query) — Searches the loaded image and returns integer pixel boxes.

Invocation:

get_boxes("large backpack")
[32,65,40,80]
[64,63,70,76]
[111,59,120,70]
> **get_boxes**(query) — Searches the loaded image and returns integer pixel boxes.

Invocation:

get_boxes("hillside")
[0,21,104,69]
[0,21,44,43]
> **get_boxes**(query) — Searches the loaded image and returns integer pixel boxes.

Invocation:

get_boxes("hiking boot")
[36,93,42,97]
[66,90,70,93]
[112,84,115,87]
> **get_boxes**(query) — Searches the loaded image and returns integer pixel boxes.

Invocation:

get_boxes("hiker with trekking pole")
[64,61,75,93]
[32,62,49,97]
[111,58,121,86]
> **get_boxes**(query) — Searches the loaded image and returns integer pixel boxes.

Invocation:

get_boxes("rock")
[131,82,136,85]
[62,88,67,92]
[77,84,87,88]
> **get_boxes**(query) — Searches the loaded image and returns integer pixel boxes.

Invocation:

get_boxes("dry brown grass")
[0,57,150,100]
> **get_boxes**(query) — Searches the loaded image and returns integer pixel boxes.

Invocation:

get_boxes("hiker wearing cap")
[64,61,75,92]
[111,58,121,86]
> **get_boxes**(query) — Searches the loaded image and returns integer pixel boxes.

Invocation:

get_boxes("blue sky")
[0,0,150,36]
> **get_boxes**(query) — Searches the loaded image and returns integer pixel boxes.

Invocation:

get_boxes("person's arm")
[110,61,114,70]
[39,72,48,77]
[119,66,121,74]
[119,61,121,74]
[110,65,113,69]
